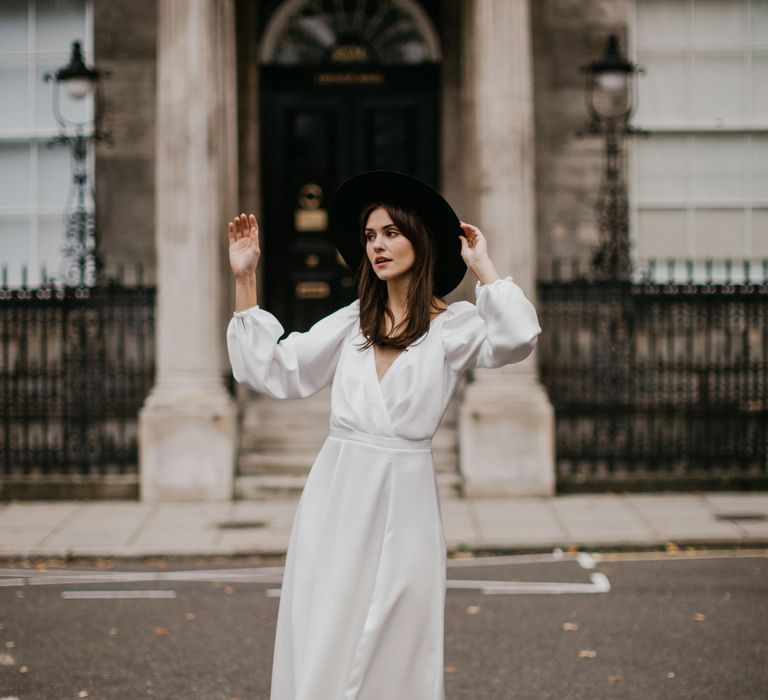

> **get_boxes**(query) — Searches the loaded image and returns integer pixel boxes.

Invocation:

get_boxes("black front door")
[260,67,439,331]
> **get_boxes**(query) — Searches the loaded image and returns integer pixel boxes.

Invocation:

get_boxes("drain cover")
[217,520,269,530]
[713,512,767,522]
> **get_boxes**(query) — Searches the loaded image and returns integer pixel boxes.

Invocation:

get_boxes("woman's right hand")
[228,213,261,279]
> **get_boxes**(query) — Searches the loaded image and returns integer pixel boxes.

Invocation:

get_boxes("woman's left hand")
[459,221,502,284]
[459,222,490,267]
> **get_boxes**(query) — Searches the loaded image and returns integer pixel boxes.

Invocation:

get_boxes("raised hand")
[459,221,489,267]
[459,221,501,285]
[228,213,261,279]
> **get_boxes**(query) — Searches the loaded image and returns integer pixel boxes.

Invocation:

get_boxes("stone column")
[139,0,238,501]
[458,0,556,496]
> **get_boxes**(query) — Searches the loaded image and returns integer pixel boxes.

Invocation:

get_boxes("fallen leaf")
[444,666,457,673]
[15,591,24,599]
[153,627,170,637]
[692,613,706,621]
[606,674,623,683]
[0,653,15,666]
[562,622,578,631]
[20,665,29,673]
[185,612,196,620]
[465,606,480,615]
[4,642,15,649]
[78,691,89,698]
[578,649,597,658]
[224,586,235,595]
[109,628,119,636]
[723,592,731,600]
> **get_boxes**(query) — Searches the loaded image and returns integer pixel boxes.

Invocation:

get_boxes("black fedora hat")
[328,170,466,297]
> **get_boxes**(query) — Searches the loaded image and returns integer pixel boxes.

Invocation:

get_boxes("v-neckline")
[370,306,451,386]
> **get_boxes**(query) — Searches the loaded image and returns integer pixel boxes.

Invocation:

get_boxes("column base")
[139,386,237,501]
[459,370,555,497]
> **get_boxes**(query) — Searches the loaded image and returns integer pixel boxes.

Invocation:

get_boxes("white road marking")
[60,590,178,599]
[3,549,761,598]
[446,551,584,568]
[0,570,283,587]
[449,572,611,595]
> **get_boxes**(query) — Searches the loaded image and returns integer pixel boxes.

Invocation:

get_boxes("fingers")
[230,213,259,242]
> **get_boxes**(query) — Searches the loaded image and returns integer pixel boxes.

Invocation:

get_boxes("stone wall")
[530,0,629,277]
[89,0,632,285]
[94,0,157,283]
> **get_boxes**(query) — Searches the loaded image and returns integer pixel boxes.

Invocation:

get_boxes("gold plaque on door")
[295,281,330,299]
[295,183,327,231]
[295,209,328,231]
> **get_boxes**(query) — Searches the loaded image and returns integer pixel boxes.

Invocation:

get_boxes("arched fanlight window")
[260,0,442,65]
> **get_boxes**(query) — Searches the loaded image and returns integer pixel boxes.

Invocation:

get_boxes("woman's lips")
[375,259,391,266]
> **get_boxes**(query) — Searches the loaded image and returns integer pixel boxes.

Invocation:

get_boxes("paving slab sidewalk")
[0,492,766,559]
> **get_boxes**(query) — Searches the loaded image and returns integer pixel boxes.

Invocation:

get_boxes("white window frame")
[628,0,768,284]
[0,0,95,288]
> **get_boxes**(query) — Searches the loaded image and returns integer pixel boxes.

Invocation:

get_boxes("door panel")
[260,71,438,331]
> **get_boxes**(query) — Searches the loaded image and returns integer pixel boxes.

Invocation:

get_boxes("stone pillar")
[458,0,556,496]
[139,0,238,501]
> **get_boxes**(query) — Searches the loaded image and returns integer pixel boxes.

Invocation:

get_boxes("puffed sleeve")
[226,299,360,399]
[441,275,542,372]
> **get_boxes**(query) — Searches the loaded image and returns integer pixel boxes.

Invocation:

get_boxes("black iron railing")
[0,268,155,483]
[538,257,768,490]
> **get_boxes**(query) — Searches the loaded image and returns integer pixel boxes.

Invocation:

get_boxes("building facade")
[1,0,765,499]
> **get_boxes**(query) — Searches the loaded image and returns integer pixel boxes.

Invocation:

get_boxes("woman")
[226,171,542,700]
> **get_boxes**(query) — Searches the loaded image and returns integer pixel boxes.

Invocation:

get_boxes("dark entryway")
[256,0,443,331]
[260,67,439,331]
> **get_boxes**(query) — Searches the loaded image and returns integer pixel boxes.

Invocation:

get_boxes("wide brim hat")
[328,170,466,297]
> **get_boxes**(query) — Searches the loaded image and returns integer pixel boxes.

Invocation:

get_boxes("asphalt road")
[0,549,765,700]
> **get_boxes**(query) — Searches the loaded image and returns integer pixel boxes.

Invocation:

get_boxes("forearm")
[235,272,258,312]
[471,256,501,286]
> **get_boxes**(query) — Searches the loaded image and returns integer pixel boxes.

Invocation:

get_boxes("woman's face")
[364,206,416,282]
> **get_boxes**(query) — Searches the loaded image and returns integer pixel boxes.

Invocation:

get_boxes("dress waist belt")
[329,426,433,452]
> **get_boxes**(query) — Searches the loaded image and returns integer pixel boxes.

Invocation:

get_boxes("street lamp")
[578,34,645,282]
[44,40,109,286]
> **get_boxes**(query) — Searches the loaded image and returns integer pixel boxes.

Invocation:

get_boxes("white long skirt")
[269,426,447,700]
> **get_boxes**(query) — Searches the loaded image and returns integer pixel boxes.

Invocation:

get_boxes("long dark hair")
[354,202,446,350]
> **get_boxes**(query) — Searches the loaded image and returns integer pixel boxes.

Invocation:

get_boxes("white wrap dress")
[226,275,542,700]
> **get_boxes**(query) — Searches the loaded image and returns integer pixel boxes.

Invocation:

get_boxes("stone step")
[234,472,464,501]
[238,448,459,476]
[240,426,458,453]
